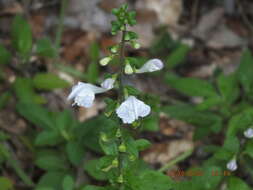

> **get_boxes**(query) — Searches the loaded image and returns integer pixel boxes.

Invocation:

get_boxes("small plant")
[66,4,174,190]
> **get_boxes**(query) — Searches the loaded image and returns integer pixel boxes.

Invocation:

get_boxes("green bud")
[100,132,108,142]
[119,143,126,152]
[116,128,122,138]
[131,41,141,49]
[110,45,119,54]
[100,57,112,66]
[117,174,124,183]
[129,155,136,161]
[101,165,113,172]
[112,158,119,167]
[124,63,133,74]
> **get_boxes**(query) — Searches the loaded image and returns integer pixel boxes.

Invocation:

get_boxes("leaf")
[36,171,66,190]
[135,139,151,151]
[66,141,85,166]
[191,166,222,190]
[217,73,239,105]
[82,185,108,190]
[0,177,13,190]
[141,115,159,131]
[33,73,70,90]
[87,62,99,83]
[35,154,68,171]
[11,15,32,56]
[16,102,55,130]
[62,175,75,190]
[237,49,253,94]
[0,92,11,110]
[227,177,251,190]
[84,159,108,181]
[244,140,253,159]
[35,131,63,146]
[126,170,173,190]
[165,75,217,98]
[166,43,191,68]
[75,116,118,153]
[13,77,46,104]
[36,38,56,58]
[0,45,11,65]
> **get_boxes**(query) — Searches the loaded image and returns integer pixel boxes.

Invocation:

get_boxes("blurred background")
[0,0,253,189]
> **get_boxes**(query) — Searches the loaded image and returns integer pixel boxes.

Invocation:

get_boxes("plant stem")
[117,28,127,189]
[55,0,68,54]
[158,149,193,173]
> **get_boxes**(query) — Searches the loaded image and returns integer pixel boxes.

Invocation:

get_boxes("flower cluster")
[68,59,163,124]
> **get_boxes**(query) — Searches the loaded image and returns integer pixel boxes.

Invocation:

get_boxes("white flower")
[136,59,164,73]
[226,159,237,171]
[68,79,114,108]
[101,78,115,90]
[244,128,253,138]
[116,96,151,124]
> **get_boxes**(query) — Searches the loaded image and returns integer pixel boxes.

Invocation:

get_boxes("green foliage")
[11,15,32,57]
[36,38,57,58]
[33,73,70,90]
[0,45,11,65]
[0,177,13,190]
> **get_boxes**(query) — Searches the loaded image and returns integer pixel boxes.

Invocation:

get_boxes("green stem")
[158,149,193,173]
[117,28,127,189]
[55,0,68,54]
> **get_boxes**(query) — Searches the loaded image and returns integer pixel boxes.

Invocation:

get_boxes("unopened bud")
[119,143,126,152]
[227,159,237,171]
[100,57,112,66]
[244,128,253,138]
[124,63,133,74]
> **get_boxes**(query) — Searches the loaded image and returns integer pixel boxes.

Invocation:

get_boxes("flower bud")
[244,128,253,138]
[226,159,237,171]
[131,41,141,49]
[124,63,133,74]
[112,158,119,167]
[100,132,108,142]
[100,57,112,66]
[119,143,126,152]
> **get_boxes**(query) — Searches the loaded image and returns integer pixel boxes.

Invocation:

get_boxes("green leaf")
[66,141,85,166]
[75,116,118,153]
[36,38,56,58]
[135,139,151,151]
[33,73,70,90]
[0,45,11,65]
[217,73,239,105]
[196,96,222,110]
[82,185,108,190]
[35,131,63,146]
[84,159,108,181]
[191,166,222,190]
[226,108,253,137]
[35,154,68,171]
[227,177,251,190]
[126,170,173,190]
[16,102,55,130]
[0,177,13,190]
[36,172,65,190]
[13,77,46,104]
[0,92,11,110]
[11,15,32,56]
[244,140,253,159]
[62,175,74,190]
[141,115,159,131]
[237,49,253,94]
[87,62,99,83]
[166,43,191,68]
[165,75,217,98]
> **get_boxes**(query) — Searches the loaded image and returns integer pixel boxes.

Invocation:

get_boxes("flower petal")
[244,128,253,138]
[73,88,95,108]
[116,96,151,124]
[101,78,115,90]
[136,59,164,73]
[226,159,237,171]
[67,82,86,100]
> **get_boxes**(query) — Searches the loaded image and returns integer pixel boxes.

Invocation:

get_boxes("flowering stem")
[117,28,127,189]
